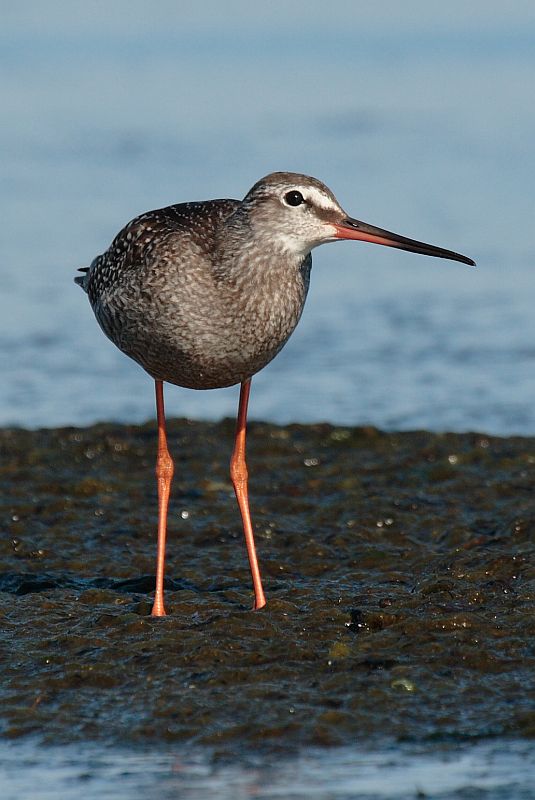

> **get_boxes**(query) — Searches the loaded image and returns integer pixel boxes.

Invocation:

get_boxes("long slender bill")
[334,217,475,266]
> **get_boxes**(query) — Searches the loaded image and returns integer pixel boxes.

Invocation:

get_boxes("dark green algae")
[0,420,534,752]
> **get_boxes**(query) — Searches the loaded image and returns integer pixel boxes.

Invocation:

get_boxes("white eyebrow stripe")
[298,185,340,212]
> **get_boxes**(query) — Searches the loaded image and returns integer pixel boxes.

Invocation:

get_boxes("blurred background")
[1,0,534,433]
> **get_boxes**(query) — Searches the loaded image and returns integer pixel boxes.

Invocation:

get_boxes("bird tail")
[74,266,89,291]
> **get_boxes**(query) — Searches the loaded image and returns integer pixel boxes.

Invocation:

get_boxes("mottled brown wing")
[75,199,240,304]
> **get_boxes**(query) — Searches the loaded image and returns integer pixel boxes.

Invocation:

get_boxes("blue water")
[2,4,535,796]
[1,1,535,433]
[2,739,535,800]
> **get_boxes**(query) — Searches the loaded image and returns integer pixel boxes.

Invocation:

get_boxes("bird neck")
[213,206,307,288]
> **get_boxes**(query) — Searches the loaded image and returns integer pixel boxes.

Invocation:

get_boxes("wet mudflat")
[0,420,534,753]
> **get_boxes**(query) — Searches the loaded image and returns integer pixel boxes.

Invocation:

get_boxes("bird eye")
[284,190,304,207]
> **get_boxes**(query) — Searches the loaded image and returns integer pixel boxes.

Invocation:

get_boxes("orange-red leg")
[230,379,266,610]
[151,379,174,617]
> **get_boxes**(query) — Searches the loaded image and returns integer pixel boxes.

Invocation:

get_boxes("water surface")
[1,2,535,433]
[3,739,534,800]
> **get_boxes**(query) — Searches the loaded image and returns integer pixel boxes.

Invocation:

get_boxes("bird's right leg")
[152,379,174,617]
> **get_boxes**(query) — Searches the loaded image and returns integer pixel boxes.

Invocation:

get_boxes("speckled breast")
[93,253,312,390]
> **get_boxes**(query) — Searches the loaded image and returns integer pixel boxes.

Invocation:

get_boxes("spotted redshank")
[76,172,474,614]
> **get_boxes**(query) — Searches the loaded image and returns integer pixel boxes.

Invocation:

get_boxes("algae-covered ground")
[0,420,533,752]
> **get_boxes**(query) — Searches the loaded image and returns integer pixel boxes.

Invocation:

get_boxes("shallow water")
[1,2,535,433]
[1,422,534,754]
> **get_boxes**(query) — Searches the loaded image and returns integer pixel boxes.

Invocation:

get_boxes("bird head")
[242,172,475,266]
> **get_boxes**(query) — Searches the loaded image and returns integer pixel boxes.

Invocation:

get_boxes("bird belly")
[124,327,296,389]
[94,291,304,390]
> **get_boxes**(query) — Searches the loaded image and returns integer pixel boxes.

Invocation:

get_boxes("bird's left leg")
[152,379,174,617]
[230,379,266,610]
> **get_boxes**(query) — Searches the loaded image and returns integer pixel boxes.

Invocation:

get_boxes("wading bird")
[76,172,474,614]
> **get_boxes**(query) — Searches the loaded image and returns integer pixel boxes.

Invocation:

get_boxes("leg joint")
[230,453,248,487]
[156,448,174,481]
